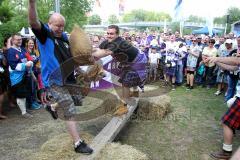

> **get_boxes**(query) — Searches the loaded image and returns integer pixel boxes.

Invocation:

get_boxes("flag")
[174,0,183,21]
[206,16,214,36]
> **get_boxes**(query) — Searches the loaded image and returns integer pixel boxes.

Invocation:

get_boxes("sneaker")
[45,105,58,120]
[171,85,176,91]
[189,86,193,90]
[113,103,128,116]
[74,141,93,154]
[31,101,41,110]
[214,90,222,96]
[130,91,139,97]
[22,112,33,118]
[210,150,232,159]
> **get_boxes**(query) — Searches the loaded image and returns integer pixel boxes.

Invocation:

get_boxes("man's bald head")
[49,13,65,24]
[48,13,65,37]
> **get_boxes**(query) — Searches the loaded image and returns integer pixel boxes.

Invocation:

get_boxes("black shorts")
[187,70,195,75]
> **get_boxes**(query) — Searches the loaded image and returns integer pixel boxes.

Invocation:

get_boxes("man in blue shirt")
[28,0,93,154]
[7,33,33,118]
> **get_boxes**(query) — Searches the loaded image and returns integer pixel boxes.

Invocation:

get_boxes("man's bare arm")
[28,0,41,29]
[208,56,240,66]
[216,62,239,71]
[92,49,112,58]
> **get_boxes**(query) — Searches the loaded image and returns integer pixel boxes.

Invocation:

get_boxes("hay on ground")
[136,95,171,120]
[95,143,150,160]
[29,132,92,160]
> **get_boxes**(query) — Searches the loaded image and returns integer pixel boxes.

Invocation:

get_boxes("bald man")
[28,0,93,154]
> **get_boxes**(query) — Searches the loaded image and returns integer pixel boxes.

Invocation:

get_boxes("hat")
[151,46,157,49]
[225,39,233,44]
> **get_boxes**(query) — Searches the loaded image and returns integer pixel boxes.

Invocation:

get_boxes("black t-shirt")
[32,22,75,85]
[99,37,138,62]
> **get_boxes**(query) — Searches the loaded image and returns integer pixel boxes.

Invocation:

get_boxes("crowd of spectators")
[0,29,239,120]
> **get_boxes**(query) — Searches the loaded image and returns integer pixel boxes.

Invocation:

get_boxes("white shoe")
[214,91,221,96]
[22,112,33,118]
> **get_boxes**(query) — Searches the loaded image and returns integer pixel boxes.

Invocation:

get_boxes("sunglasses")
[209,41,215,44]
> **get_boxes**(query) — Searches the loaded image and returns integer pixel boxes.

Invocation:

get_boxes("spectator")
[215,39,233,96]
[25,38,41,109]
[7,33,33,118]
[224,37,240,101]
[148,46,160,81]
[186,38,200,90]
[0,49,8,119]
[202,38,218,89]
[176,43,187,85]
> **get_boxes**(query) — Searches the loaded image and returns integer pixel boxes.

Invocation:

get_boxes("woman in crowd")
[25,38,41,109]
[202,38,218,89]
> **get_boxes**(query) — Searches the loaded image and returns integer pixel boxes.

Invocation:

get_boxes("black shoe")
[45,105,58,120]
[74,141,93,154]
[210,150,232,159]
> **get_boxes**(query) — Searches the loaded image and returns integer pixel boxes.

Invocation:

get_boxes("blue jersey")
[7,47,28,86]
[32,22,75,87]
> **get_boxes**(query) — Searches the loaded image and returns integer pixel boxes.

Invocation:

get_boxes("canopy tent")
[19,27,35,38]
[192,26,222,35]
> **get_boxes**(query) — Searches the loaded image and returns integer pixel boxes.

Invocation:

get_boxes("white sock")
[223,143,232,152]
[133,87,139,92]
[74,139,83,147]
[17,98,27,115]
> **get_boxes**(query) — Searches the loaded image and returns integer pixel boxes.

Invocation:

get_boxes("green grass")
[118,85,240,160]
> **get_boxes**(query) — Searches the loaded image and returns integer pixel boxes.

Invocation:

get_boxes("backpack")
[197,64,205,76]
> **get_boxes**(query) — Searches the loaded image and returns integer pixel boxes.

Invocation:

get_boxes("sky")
[124,0,240,18]
[92,0,240,21]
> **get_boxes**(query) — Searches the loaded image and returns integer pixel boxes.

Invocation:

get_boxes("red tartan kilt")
[222,98,240,130]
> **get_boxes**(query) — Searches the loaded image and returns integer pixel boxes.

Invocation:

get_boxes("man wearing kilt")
[93,25,147,116]
[207,54,240,159]
[7,34,33,118]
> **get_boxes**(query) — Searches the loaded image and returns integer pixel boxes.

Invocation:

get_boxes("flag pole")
[224,23,228,35]
[55,0,60,13]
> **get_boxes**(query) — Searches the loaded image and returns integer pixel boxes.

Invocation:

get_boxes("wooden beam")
[78,98,138,160]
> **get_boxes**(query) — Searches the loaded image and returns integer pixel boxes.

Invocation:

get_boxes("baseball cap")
[225,39,233,44]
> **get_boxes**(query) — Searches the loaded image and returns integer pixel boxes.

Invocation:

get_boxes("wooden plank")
[78,98,139,160]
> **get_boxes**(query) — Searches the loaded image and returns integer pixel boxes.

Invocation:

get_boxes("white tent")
[19,27,35,38]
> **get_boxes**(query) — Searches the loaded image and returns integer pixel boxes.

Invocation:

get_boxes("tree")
[61,0,93,31]
[0,0,92,47]
[214,16,225,24]
[0,0,14,23]
[122,9,171,22]
[186,15,205,23]
[108,14,119,24]
[88,14,101,25]
[227,7,240,24]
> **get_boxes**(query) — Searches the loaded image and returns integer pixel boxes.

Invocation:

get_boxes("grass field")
[118,85,240,160]
[0,83,240,160]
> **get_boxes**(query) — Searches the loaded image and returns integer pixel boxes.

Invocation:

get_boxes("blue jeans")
[225,75,238,101]
[176,64,183,84]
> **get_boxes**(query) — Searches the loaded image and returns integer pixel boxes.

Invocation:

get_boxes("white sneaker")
[214,91,221,96]
[22,113,33,118]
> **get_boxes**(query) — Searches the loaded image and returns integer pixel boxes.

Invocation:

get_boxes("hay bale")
[29,132,93,160]
[69,25,94,66]
[136,95,171,120]
[29,132,150,160]
[95,143,150,160]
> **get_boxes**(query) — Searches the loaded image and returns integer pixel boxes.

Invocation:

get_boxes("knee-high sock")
[17,98,26,115]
